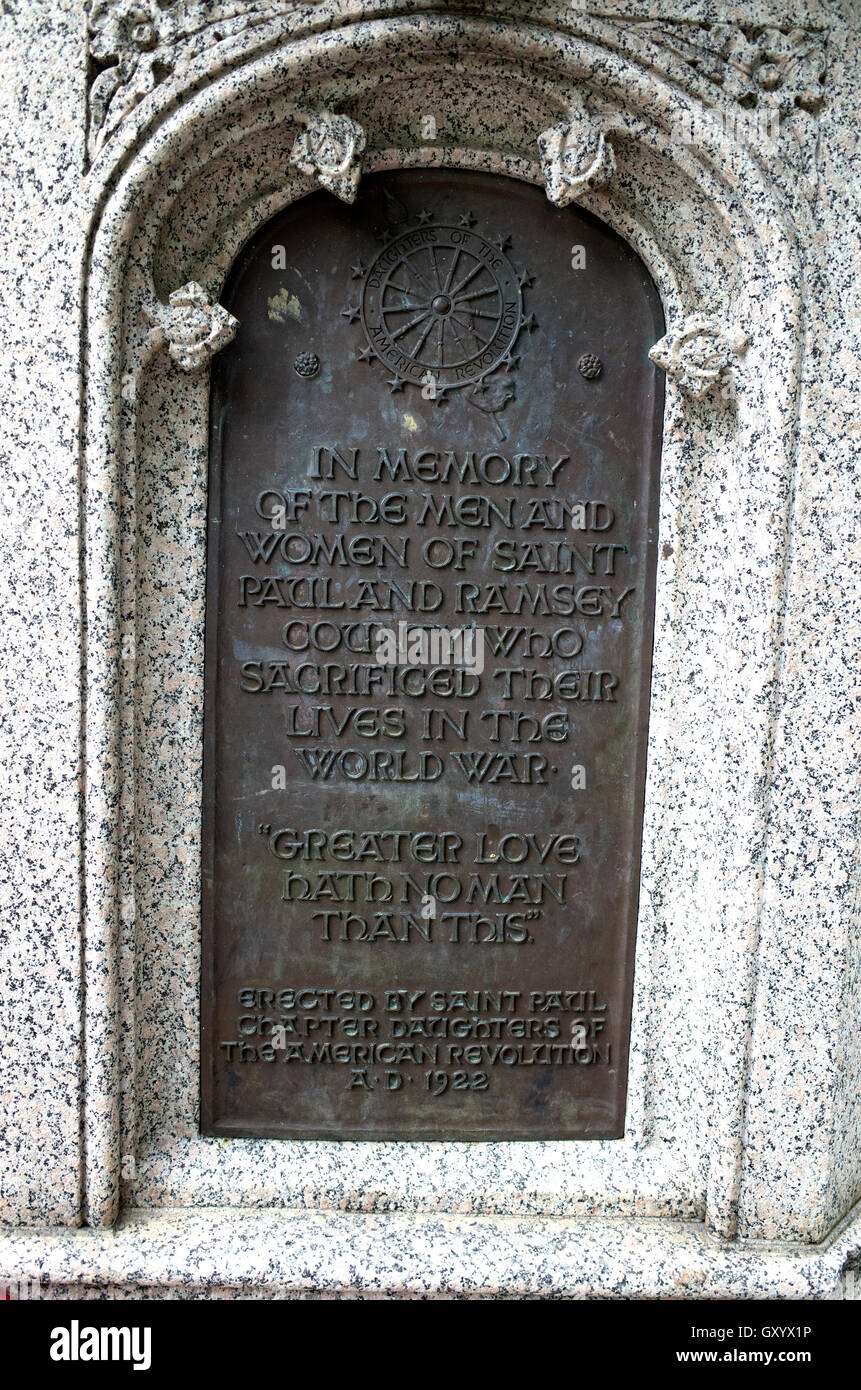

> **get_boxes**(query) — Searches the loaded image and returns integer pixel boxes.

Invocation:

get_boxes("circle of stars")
[344,209,537,401]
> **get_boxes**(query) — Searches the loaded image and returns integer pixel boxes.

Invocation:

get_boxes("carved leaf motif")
[85,8,827,193]
[633,20,826,192]
[87,0,325,159]
[88,0,168,158]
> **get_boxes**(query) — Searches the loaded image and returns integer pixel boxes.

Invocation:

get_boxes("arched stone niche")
[81,5,830,1247]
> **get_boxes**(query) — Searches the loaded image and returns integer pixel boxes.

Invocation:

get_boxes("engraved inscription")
[201,170,664,1139]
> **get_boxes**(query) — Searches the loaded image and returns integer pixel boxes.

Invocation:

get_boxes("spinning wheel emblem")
[359,223,525,393]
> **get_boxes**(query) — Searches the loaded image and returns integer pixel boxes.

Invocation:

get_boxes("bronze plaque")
[201,170,664,1138]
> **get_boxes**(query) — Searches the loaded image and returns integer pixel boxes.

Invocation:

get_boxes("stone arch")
[80,12,807,1236]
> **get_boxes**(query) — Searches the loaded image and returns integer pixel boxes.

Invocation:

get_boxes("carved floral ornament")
[637,21,826,113]
[146,282,238,371]
[649,315,749,398]
[86,0,322,159]
[538,106,615,207]
[289,111,367,204]
[289,105,615,212]
[139,197,750,408]
[73,0,808,1242]
[85,6,827,185]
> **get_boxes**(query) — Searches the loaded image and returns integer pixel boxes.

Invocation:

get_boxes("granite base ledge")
[1,1206,860,1300]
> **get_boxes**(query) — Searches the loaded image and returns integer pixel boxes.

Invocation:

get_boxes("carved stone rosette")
[289,111,367,203]
[538,107,616,207]
[147,282,238,372]
[649,314,749,398]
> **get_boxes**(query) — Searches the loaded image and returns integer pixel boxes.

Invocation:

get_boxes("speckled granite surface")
[0,0,86,1228]
[0,1205,860,1299]
[1,0,860,1297]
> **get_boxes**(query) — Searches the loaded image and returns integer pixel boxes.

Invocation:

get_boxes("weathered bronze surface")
[201,170,664,1138]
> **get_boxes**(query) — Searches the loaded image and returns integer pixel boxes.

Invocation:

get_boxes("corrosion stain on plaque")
[201,170,664,1139]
